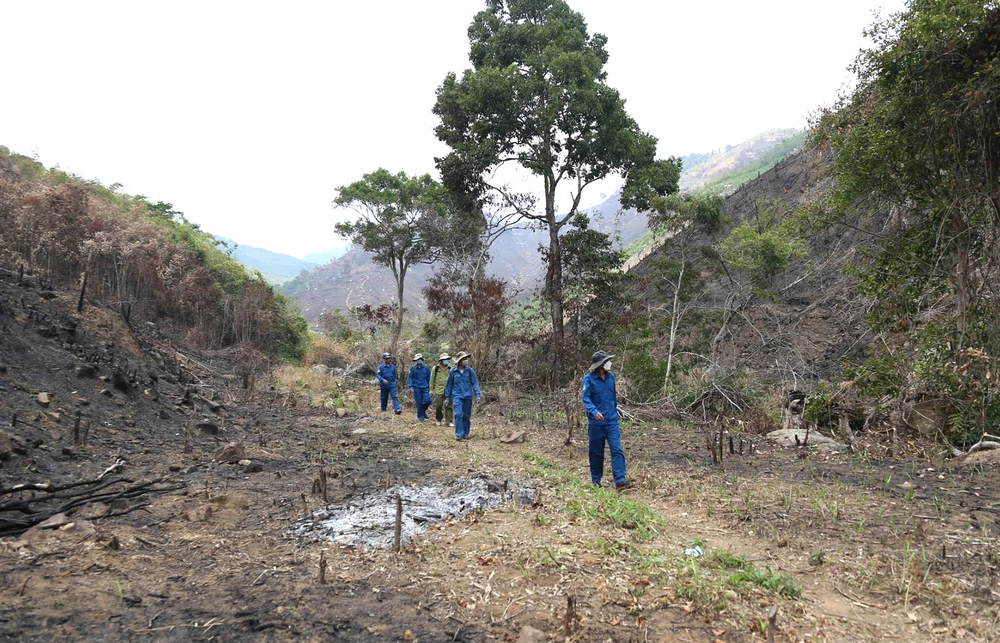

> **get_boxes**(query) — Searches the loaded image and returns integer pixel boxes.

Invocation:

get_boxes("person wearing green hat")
[582,350,627,491]
[429,353,453,426]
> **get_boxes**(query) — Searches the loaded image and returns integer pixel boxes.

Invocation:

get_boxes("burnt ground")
[1,274,999,642]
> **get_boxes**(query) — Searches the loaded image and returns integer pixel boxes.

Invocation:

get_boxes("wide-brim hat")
[412,353,424,361]
[588,350,614,372]
[454,351,471,363]
[439,353,451,361]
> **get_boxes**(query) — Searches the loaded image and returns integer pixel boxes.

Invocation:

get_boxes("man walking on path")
[582,350,627,491]
[407,353,432,421]
[444,352,480,440]
[429,353,453,426]
[377,352,401,415]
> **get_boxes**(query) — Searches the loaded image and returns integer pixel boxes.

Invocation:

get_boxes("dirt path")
[2,386,998,641]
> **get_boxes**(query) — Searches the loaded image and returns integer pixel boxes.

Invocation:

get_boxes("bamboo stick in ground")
[393,494,402,553]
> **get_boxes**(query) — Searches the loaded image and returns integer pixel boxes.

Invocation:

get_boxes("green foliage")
[334,169,458,346]
[333,169,452,272]
[434,0,678,360]
[718,200,807,297]
[606,313,666,402]
[273,294,310,361]
[801,381,838,429]
[814,0,1000,441]
[676,548,801,615]
[620,158,683,212]
[560,213,630,352]
[319,309,355,342]
[649,192,727,236]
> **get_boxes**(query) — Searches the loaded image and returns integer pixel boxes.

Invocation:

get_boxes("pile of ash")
[290,476,536,548]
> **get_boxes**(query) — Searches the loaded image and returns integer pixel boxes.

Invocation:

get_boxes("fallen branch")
[966,433,1000,454]
[0,477,182,537]
[942,431,1000,457]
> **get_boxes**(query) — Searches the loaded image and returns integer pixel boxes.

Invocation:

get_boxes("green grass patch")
[522,453,662,540]
[676,548,801,614]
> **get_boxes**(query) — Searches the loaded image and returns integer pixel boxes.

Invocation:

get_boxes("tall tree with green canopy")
[333,169,454,349]
[433,0,680,383]
[814,0,1000,441]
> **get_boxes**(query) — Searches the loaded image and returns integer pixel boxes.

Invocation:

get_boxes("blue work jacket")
[445,365,480,400]
[377,363,397,387]
[582,371,618,424]
[407,363,430,390]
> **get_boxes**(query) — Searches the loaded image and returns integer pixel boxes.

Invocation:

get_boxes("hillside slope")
[629,143,871,385]
[679,128,804,193]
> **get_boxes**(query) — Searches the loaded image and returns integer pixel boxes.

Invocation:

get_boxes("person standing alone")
[444,352,480,440]
[581,351,627,491]
[377,352,401,415]
[407,353,432,421]
[429,353,453,426]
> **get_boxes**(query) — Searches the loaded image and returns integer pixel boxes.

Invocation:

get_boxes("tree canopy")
[434,0,679,384]
[333,168,455,348]
[814,0,1000,440]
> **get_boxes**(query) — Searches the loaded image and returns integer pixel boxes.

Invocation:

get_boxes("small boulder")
[336,407,348,418]
[500,431,526,444]
[767,428,846,451]
[213,442,246,464]
[36,392,51,407]
[100,388,113,398]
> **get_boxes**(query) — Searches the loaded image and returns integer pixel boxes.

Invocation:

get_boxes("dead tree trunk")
[77,271,87,313]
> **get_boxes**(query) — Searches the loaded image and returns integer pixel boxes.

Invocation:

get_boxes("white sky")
[0,0,905,259]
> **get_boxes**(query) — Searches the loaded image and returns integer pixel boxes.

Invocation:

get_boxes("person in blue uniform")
[377,352,401,414]
[581,350,627,491]
[444,351,480,440]
[407,353,432,421]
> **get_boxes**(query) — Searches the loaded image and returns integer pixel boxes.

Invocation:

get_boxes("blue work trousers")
[588,421,626,485]
[380,383,400,412]
[453,396,473,438]
[412,387,431,420]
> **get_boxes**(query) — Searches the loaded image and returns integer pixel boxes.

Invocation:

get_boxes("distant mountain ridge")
[215,237,318,285]
[679,128,804,192]
[215,239,351,286]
